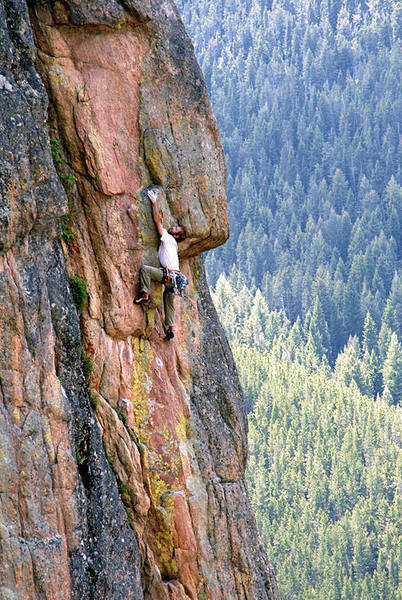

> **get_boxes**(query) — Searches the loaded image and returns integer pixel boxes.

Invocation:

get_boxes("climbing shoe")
[165,327,174,341]
[134,294,150,306]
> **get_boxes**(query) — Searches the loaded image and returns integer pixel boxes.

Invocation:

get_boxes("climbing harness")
[162,268,189,297]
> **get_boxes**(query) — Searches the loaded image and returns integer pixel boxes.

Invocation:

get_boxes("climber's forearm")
[148,190,163,237]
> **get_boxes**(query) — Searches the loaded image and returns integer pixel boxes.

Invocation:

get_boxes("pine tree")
[305,296,331,357]
[362,311,378,354]
[382,332,402,404]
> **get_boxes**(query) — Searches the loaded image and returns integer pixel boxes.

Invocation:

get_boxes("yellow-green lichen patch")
[116,17,126,29]
[176,411,190,443]
[12,407,21,426]
[148,470,178,578]
[192,256,200,282]
[156,526,178,579]
[160,422,172,443]
[131,337,154,443]
[43,55,67,88]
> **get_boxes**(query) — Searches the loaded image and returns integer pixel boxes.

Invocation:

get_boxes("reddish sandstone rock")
[0,3,144,599]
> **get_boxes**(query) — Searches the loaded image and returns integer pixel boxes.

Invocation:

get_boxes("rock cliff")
[0,1,279,599]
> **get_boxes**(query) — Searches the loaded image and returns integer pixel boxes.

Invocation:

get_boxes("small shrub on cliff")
[51,138,77,242]
[106,453,117,475]
[113,406,127,426]
[50,137,77,182]
[60,202,76,243]
[81,351,93,380]
[124,506,135,530]
[60,217,75,243]
[119,482,129,496]
[75,445,84,465]
[68,275,87,313]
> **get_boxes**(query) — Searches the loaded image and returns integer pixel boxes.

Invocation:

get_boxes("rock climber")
[135,188,187,340]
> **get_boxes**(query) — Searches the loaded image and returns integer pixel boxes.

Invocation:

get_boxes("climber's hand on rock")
[147,189,158,204]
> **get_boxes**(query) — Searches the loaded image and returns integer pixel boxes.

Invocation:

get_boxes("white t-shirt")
[158,228,179,271]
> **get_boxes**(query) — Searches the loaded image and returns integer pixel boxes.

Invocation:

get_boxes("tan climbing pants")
[140,265,175,327]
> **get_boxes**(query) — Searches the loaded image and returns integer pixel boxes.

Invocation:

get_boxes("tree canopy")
[178,0,401,365]
[177,1,401,598]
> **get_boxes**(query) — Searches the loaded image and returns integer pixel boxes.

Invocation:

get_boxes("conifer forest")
[177,1,401,599]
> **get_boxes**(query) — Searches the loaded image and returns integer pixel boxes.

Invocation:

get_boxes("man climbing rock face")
[135,189,187,340]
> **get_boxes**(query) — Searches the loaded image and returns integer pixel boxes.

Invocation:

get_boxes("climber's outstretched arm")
[148,190,163,237]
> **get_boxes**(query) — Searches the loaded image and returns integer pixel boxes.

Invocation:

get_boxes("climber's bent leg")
[163,288,175,328]
[139,265,164,295]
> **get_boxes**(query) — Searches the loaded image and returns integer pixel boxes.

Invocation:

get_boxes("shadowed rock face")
[0,1,279,599]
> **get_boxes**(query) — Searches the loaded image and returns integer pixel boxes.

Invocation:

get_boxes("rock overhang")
[28,0,228,262]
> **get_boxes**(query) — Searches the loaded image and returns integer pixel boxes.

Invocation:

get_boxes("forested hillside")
[177,1,401,599]
[212,278,401,600]
[178,0,401,368]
